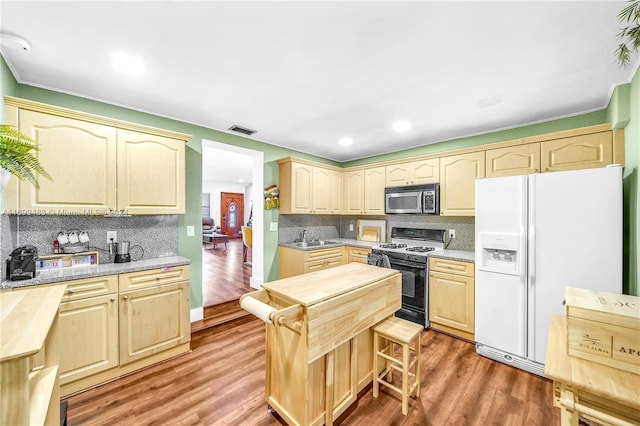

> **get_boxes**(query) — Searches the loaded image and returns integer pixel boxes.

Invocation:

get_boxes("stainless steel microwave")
[384,183,440,215]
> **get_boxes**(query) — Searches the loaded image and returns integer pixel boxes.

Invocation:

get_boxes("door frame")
[202,139,264,291]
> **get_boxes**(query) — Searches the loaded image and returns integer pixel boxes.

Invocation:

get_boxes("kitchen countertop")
[1,255,191,290]
[429,250,475,263]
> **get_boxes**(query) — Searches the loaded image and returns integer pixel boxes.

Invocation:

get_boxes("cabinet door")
[440,152,485,216]
[344,170,365,214]
[117,129,185,214]
[18,110,117,213]
[363,166,385,214]
[312,167,331,214]
[429,271,475,339]
[119,281,190,365]
[385,163,412,186]
[329,169,343,214]
[486,144,541,177]
[59,294,119,384]
[412,158,440,184]
[541,132,613,172]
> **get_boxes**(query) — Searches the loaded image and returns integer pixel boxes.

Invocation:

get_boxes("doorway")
[220,192,244,238]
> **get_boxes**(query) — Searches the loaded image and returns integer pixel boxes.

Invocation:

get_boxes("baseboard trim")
[190,307,203,323]
[250,276,263,289]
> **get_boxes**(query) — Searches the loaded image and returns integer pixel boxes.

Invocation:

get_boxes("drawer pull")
[110,297,116,302]
[123,295,129,300]
[67,289,74,294]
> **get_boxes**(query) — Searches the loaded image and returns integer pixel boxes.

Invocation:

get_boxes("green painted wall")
[620,66,639,296]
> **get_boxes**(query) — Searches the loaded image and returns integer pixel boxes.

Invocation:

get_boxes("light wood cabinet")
[278,160,342,214]
[429,258,475,341]
[4,97,190,215]
[386,158,439,186]
[486,143,541,177]
[118,267,191,365]
[344,166,385,215]
[278,246,346,278]
[59,294,119,385]
[117,129,186,214]
[347,246,372,264]
[17,109,118,213]
[1,285,66,426]
[540,131,613,173]
[439,152,485,216]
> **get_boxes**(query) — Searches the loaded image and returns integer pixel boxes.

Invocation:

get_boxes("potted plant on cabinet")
[0,124,51,190]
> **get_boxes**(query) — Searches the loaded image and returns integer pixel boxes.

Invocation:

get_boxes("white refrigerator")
[474,165,623,376]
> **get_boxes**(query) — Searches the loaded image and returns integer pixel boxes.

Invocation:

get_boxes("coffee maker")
[111,241,131,263]
[6,246,38,280]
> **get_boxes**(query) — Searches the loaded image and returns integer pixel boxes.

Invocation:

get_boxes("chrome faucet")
[302,229,307,242]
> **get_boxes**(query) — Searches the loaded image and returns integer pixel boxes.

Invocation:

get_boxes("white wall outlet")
[107,231,117,243]
[449,229,456,239]
[349,223,354,231]
[270,222,278,231]
[187,225,195,237]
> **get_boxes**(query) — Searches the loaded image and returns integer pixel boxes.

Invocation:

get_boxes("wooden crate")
[565,287,640,375]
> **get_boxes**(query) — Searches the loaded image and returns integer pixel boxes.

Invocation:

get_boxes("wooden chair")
[373,316,423,415]
[241,226,252,266]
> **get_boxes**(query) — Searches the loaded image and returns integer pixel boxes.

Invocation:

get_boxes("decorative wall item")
[264,184,279,210]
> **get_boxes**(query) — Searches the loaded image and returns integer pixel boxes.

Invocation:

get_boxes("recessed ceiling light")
[0,33,30,51]
[393,120,411,133]
[113,52,145,76]
[338,137,353,146]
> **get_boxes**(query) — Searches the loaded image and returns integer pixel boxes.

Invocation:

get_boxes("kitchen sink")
[291,240,341,248]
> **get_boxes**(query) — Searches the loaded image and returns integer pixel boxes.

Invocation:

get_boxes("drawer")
[119,265,190,292]
[305,256,344,273]
[347,246,371,264]
[61,275,118,302]
[429,258,474,277]
[305,246,345,262]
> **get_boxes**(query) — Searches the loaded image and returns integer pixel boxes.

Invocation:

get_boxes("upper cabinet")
[5,97,191,215]
[486,127,622,178]
[278,159,342,214]
[440,152,485,216]
[385,158,439,186]
[344,166,385,215]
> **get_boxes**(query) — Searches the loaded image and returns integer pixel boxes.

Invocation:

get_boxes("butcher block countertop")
[262,262,400,307]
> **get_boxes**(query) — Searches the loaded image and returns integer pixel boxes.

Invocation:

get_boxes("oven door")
[386,257,427,327]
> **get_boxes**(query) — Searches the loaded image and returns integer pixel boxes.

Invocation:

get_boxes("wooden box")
[565,287,640,375]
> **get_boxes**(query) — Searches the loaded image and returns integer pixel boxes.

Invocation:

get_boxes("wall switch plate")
[107,230,117,243]
[349,223,354,231]
[270,222,278,231]
[187,226,195,237]
[449,229,456,239]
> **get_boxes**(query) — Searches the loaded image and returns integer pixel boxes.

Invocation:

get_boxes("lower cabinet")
[53,266,191,397]
[347,246,372,264]
[428,258,475,341]
[59,294,119,385]
[278,246,345,278]
[119,281,190,365]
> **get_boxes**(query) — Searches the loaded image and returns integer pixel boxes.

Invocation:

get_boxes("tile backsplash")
[1,214,179,276]
[279,214,475,251]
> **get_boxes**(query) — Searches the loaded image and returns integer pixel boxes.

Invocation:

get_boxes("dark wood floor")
[65,316,560,425]
[202,237,253,307]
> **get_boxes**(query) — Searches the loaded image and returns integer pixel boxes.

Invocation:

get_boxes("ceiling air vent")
[228,125,257,136]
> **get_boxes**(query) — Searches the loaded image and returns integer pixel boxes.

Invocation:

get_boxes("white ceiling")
[1,1,638,177]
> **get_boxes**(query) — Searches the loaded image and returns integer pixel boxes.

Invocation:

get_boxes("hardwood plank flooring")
[202,238,253,307]
[65,317,559,426]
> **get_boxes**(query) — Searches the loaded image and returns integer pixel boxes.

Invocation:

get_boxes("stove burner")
[378,243,407,249]
[405,246,436,253]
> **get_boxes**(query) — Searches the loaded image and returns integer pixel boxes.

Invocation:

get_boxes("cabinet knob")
[123,295,129,300]
[533,168,539,173]
[67,289,74,294]
[110,297,116,302]
[543,168,549,172]
[429,273,433,277]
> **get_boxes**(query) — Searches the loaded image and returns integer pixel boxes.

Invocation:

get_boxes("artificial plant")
[0,124,51,188]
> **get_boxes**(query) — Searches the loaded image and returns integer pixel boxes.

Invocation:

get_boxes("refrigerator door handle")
[527,176,536,359]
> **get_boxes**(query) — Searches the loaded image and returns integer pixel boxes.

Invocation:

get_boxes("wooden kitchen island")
[240,263,401,426]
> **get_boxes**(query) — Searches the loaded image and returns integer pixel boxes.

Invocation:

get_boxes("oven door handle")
[387,258,427,269]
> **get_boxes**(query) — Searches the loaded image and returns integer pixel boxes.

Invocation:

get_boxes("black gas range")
[370,227,446,327]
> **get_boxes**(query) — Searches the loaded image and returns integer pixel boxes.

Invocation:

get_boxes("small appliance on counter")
[6,245,38,281]
[112,241,131,263]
